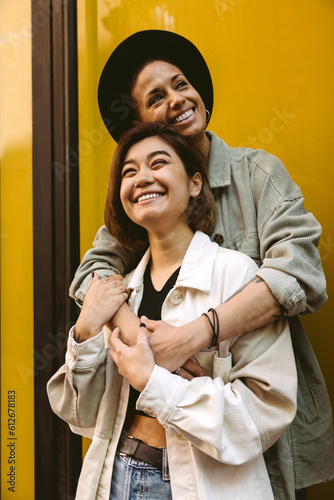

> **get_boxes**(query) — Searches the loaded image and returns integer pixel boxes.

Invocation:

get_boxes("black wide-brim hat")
[98,30,214,142]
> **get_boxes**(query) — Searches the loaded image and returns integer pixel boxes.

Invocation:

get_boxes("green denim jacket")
[70,132,333,498]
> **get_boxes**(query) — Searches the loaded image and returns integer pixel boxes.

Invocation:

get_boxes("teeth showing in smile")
[137,193,163,203]
[175,109,194,123]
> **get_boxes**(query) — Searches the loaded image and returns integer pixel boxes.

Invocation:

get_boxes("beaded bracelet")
[202,308,219,349]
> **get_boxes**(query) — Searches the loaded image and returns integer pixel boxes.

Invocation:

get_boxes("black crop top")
[124,263,180,424]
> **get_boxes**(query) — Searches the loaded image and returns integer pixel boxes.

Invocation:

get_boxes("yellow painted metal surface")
[77,1,334,497]
[0,2,35,499]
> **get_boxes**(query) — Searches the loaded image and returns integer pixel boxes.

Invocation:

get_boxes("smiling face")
[120,135,202,235]
[131,61,208,149]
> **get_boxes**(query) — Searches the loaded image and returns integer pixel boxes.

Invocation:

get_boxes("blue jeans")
[109,451,172,500]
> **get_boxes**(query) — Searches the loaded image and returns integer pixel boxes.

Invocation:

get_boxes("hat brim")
[98,30,213,142]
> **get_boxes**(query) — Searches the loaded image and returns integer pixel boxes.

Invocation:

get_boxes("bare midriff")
[125,414,167,447]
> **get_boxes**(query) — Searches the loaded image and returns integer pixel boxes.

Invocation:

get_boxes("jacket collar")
[206,130,231,188]
[127,232,219,294]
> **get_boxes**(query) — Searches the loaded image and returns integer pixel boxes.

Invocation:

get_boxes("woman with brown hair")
[48,122,297,499]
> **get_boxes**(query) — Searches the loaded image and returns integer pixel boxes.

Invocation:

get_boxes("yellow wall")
[77,1,334,497]
[0,2,35,499]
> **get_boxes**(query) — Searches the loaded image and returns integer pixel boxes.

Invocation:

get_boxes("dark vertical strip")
[62,1,82,496]
[32,1,81,499]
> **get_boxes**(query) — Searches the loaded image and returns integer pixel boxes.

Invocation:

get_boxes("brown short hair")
[104,122,216,252]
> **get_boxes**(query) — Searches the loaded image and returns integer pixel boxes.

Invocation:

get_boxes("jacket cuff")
[65,326,106,370]
[136,365,187,424]
[72,274,91,307]
[256,267,306,315]
[70,271,116,308]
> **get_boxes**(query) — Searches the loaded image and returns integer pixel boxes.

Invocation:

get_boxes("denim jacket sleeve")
[69,226,137,307]
[247,149,327,315]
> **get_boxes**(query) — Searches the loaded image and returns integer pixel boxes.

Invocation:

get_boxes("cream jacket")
[48,232,297,499]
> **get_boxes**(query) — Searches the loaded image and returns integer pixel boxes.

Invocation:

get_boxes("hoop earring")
[205,109,211,127]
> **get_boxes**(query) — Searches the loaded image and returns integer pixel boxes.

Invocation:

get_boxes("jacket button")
[170,290,183,305]
[213,233,224,245]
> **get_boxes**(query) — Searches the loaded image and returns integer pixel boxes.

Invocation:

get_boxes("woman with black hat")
[49,121,297,499]
[69,30,333,499]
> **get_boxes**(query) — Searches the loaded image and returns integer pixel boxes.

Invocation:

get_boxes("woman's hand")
[110,324,155,392]
[75,273,128,342]
[143,317,205,379]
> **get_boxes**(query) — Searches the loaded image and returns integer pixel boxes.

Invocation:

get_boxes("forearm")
[108,302,141,346]
[216,276,282,340]
[194,277,280,349]
[153,278,282,369]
